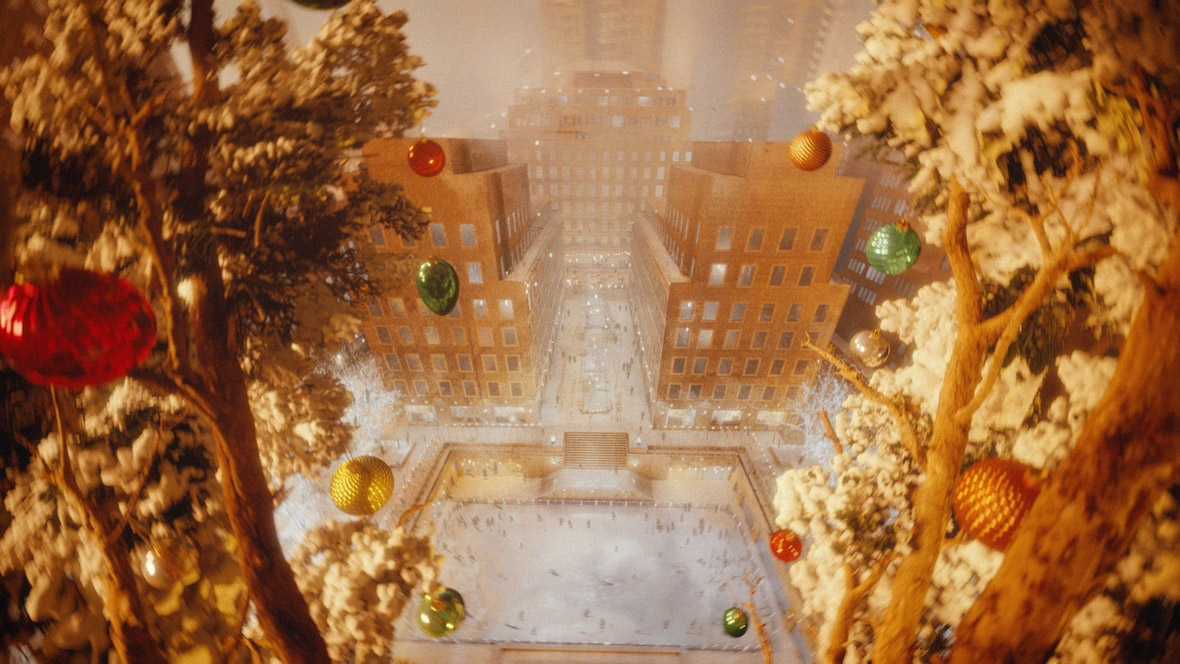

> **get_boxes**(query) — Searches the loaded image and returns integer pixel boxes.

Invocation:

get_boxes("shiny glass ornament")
[0,268,156,389]
[415,257,460,316]
[408,139,446,177]
[418,587,465,638]
[141,537,199,590]
[849,329,890,368]
[330,456,394,516]
[866,220,921,275]
[789,128,832,171]
[289,0,349,9]
[769,528,802,563]
[723,607,748,637]
[953,458,1039,551]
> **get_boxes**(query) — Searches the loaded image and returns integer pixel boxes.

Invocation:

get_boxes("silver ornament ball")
[850,329,890,368]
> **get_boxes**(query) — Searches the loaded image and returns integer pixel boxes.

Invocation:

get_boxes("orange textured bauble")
[330,456,395,516]
[769,528,803,562]
[408,138,446,177]
[952,458,1039,551]
[789,128,832,171]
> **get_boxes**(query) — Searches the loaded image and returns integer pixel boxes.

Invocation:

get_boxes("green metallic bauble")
[415,257,460,316]
[722,607,748,637]
[289,0,350,10]
[418,587,466,638]
[866,220,921,275]
[330,456,394,516]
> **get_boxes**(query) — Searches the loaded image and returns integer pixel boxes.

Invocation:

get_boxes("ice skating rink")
[406,499,787,653]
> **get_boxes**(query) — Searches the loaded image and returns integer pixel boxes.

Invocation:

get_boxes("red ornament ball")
[769,528,803,562]
[0,268,156,389]
[952,458,1039,551]
[789,128,833,171]
[408,138,446,177]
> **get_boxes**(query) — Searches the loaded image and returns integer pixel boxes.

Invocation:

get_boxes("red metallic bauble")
[769,528,803,562]
[0,268,156,389]
[408,139,446,177]
[952,458,1039,551]
[789,128,833,171]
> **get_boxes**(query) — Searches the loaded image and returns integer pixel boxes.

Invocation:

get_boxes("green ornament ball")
[418,587,465,638]
[415,257,460,316]
[723,607,748,637]
[289,0,350,10]
[866,221,921,275]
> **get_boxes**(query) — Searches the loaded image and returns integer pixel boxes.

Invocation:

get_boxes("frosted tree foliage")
[1,1,436,662]
[775,1,1180,663]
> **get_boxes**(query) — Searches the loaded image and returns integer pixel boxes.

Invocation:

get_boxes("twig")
[827,552,897,664]
[801,336,924,466]
[397,501,431,529]
[105,424,165,544]
[819,409,843,455]
[741,572,774,664]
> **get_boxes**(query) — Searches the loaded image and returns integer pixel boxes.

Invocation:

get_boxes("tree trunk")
[875,181,988,664]
[949,234,1180,663]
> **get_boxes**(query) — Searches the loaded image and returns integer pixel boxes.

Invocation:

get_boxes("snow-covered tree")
[776,1,1180,662]
[1,1,436,662]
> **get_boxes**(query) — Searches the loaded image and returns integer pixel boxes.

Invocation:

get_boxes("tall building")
[631,141,864,429]
[539,0,665,76]
[359,138,562,425]
[502,70,691,248]
[832,150,950,361]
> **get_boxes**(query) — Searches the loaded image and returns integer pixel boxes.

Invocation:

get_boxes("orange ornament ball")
[408,139,446,177]
[789,128,832,171]
[952,458,1039,551]
[769,528,803,562]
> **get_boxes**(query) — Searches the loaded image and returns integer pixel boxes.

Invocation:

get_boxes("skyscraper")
[631,140,864,429]
[359,138,562,425]
[540,0,665,75]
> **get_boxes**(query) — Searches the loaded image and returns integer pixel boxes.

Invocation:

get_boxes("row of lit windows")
[676,300,828,325]
[705,263,823,288]
[370,297,516,320]
[670,324,819,352]
[880,171,907,189]
[871,193,908,216]
[715,227,828,253]
[391,377,525,399]
[516,114,683,129]
[377,324,519,348]
[535,183,664,199]
[853,284,879,305]
[532,165,668,181]
[547,94,681,107]
[665,380,804,401]
[385,351,524,373]
[521,149,689,164]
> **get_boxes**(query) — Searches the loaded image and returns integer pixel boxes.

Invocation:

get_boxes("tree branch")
[801,336,923,466]
[105,424,165,545]
[826,553,896,664]
[819,409,843,456]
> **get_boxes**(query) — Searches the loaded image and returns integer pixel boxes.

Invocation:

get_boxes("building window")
[770,359,784,376]
[467,262,483,284]
[473,299,488,318]
[693,358,707,374]
[787,386,800,399]
[463,380,477,396]
[477,327,494,346]
[678,301,694,322]
[507,355,520,372]
[744,358,760,375]
[760,303,775,322]
[668,384,681,399]
[389,298,406,317]
[424,327,440,344]
[718,358,733,375]
[431,354,447,371]
[794,359,809,375]
[499,299,515,319]
[376,326,392,344]
[779,228,797,251]
[746,228,764,251]
[483,355,497,371]
[738,385,752,400]
[503,328,518,346]
[702,301,718,321]
[778,332,794,349]
[452,327,467,345]
[715,227,733,251]
[367,298,382,316]
[810,229,829,251]
[762,386,776,401]
[712,384,726,400]
[398,326,413,344]
[671,357,686,374]
[799,266,815,286]
[688,384,702,399]
[461,224,476,247]
[730,302,746,322]
[769,265,785,286]
[430,223,446,247]
[385,353,401,371]
[708,264,727,286]
[814,304,830,322]
[414,380,428,396]
[438,381,452,396]
[487,382,500,397]
[416,299,432,316]
[369,227,385,246]
[751,331,767,349]
[788,304,803,322]
[738,265,755,286]
[394,380,407,393]
[675,328,690,347]
[697,329,713,348]
[723,330,740,349]
[510,382,523,397]
[406,354,422,371]
[458,355,472,371]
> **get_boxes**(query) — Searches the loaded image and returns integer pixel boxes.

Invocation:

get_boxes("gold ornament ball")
[952,458,1039,551]
[142,537,199,589]
[850,329,890,368]
[330,455,395,516]
[789,128,833,171]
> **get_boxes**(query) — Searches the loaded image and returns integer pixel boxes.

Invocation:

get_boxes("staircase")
[562,431,629,468]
